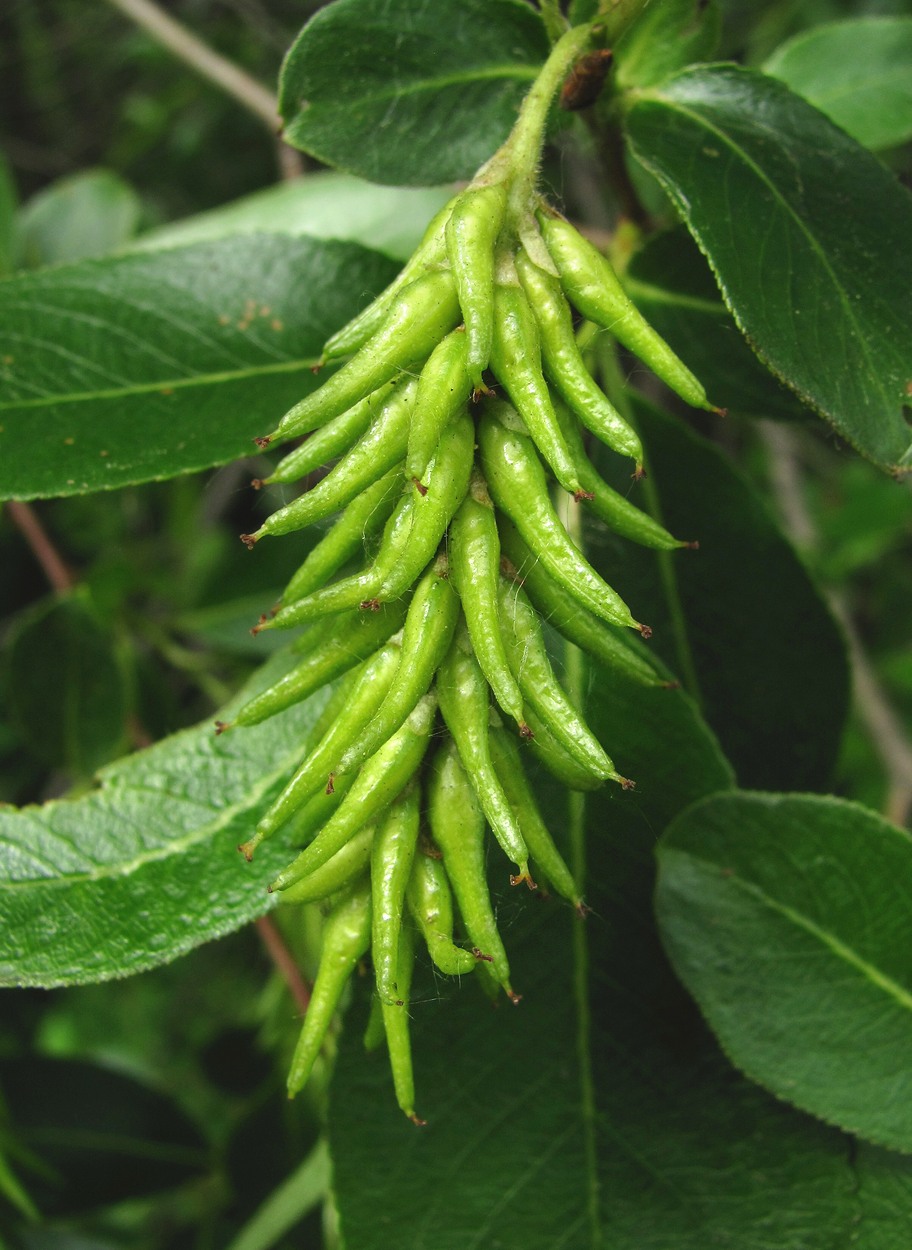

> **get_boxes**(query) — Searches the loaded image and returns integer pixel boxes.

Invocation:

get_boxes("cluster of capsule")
[221,144,716,1121]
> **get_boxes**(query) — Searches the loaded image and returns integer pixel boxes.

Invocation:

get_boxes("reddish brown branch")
[256,915,312,1015]
[6,501,74,593]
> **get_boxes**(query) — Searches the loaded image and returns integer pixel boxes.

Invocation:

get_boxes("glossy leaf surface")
[625,65,912,473]
[586,401,850,792]
[14,169,141,269]
[614,0,721,89]
[763,18,912,152]
[0,649,332,986]
[657,791,912,1152]
[329,663,873,1247]
[279,0,548,185]
[625,227,809,420]
[0,236,398,500]
[135,172,452,262]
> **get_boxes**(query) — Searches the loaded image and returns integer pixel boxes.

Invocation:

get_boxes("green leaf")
[329,664,870,1246]
[225,1140,330,1250]
[763,18,912,152]
[135,172,453,263]
[0,152,16,277]
[656,791,912,1152]
[0,1056,206,1215]
[587,400,850,792]
[4,591,127,777]
[0,648,332,987]
[625,227,809,420]
[614,0,721,89]
[278,0,549,186]
[0,235,399,501]
[14,170,141,269]
[624,65,912,473]
[855,1145,912,1249]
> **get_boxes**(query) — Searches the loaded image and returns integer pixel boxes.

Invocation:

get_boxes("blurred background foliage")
[1,0,911,1246]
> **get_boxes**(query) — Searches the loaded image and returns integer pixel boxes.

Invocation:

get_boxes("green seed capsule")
[371,786,421,1005]
[321,198,455,364]
[551,400,685,551]
[406,848,479,976]
[262,408,474,633]
[380,919,424,1123]
[266,381,397,487]
[225,601,407,730]
[406,328,473,486]
[445,182,508,389]
[270,692,437,893]
[488,726,582,910]
[514,247,643,471]
[280,771,357,852]
[427,739,517,1000]
[437,624,532,885]
[278,824,376,905]
[498,518,665,687]
[286,880,372,1097]
[521,707,606,792]
[371,409,474,603]
[489,281,584,496]
[497,577,626,784]
[334,559,460,777]
[250,380,416,543]
[538,211,718,413]
[253,642,402,847]
[281,467,402,606]
[448,477,527,731]
[268,269,460,443]
[363,993,385,1053]
[478,403,644,632]
[261,492,418,633]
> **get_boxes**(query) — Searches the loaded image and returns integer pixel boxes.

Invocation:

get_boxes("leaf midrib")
[301,63,538,119]
[0,732,309,890]
[678,848,912,1014]
[0,355,319,411]
[633,81,893,410]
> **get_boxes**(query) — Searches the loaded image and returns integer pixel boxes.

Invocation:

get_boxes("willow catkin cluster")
[220,29,717,1122]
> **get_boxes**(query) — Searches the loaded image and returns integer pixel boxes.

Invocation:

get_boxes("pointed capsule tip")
[214,720,230,735]
[509,868,537,890]
[637,622,653,640]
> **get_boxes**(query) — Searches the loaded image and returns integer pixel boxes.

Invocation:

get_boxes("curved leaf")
[763,18,912,152]
[656,791,912,1152]
[14,169,141,269]
[0,649,331,987]
[624,65,912,473]
[614,0,721,89]
[0,235,399,501]
[625,227,809,420]
[329,665,873,1247]
[278,0,548,186]
[135,172,453,263]
[585,400,850,792]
